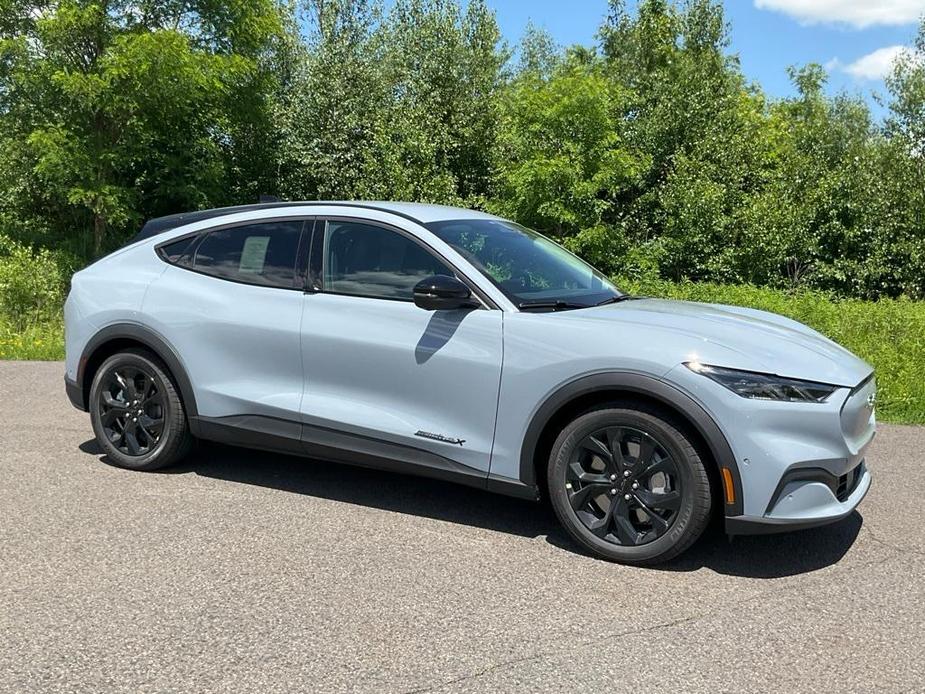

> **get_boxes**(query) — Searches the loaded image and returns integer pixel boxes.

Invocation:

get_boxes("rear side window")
[190,221,304,289]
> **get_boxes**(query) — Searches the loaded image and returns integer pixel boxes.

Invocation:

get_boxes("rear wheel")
[547,402,712,565]
[89,349,192,471]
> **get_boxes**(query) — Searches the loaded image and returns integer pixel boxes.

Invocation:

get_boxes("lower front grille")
[836,461,865,502]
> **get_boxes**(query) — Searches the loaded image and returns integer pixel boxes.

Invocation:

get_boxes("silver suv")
[64,202,874,564]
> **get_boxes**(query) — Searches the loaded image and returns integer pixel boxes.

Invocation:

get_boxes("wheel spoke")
[609,497,642,545]
[135,374,149,401]
[568,482,612,511]
[101,408,122,427]
[605,427,628,472]
[123,427,142,455]
[635,436,656,468]
[139,413,163,434]
[633,494,670,536]
[102,392,129,410]
[580,434,613,464]
[636,455,673,479]
[635,487,681,512]
[568,461,610,486]
[587,500,617,538]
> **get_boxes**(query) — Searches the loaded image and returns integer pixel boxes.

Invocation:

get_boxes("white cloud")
[843,45,910,79]
[755,0,925,28]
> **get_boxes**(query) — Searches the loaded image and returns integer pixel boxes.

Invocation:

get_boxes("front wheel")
[89,349,193,471]
[547,402,712,565]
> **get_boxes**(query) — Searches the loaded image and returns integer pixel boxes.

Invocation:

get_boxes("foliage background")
[1,0,924,420]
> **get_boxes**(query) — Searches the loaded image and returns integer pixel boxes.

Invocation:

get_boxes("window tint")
[159,236,196,264]
[323,221,454,300]
[427,219,620,307]
[192,221,303,288]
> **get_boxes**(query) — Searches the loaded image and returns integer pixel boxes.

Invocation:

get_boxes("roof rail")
[129,201,429,244]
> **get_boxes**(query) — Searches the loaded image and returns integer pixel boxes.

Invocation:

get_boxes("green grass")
[618,277,925,424]
[3,280,924,423]
[0,318,64,360]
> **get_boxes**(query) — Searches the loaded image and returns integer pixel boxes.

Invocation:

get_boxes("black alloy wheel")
[89,349,193,471]
[548,403,712,565]
[565,426,682,546]
[98,365,165,456]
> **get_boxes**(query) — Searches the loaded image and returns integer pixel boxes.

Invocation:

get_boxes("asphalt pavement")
[1,361,923,693]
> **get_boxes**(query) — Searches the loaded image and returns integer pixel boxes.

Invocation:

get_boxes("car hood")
[564,298,872,387]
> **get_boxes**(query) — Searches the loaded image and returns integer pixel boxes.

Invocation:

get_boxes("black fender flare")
[77,322,200,431]
[518,371,744,517]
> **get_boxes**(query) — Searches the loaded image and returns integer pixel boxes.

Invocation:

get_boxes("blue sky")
[488,1,925,117]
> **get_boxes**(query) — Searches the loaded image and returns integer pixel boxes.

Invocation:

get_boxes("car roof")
[132,201,500,243]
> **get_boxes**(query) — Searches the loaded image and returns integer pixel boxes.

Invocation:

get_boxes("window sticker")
[239,236,270,274]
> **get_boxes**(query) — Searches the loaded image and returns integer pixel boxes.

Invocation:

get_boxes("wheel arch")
[78,323,199,431]
[518,371,744,517]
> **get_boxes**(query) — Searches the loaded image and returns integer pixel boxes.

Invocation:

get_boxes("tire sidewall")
[89,352,175,470]
[548,407,701,563]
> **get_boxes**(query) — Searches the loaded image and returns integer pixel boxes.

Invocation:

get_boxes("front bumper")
[726,462,871,535]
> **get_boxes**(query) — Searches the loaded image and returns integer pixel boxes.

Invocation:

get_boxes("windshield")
[426,219,621,309]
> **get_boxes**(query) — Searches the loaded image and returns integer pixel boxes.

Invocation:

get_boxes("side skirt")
[190,414,538,501]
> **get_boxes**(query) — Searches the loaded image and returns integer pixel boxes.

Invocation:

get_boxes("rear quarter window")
[186,221,305,289]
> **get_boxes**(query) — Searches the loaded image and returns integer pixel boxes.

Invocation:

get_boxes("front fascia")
[666,363,872,519]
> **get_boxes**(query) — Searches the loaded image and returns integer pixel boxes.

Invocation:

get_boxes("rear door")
[143,218,310,444]
[299,218,503,482]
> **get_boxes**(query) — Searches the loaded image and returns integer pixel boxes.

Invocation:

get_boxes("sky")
[487,0,925,118]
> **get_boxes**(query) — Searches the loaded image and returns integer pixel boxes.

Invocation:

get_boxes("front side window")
[191,221,304,288]
[427,219,621,309]
[323,221,454,300]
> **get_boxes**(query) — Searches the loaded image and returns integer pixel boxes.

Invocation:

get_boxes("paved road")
[1,361,924,693]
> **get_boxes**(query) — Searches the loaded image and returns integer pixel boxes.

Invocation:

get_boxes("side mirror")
[413,275,477,311]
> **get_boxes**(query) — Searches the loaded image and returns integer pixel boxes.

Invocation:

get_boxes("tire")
[547,401,712,565]
[89,348,193,471]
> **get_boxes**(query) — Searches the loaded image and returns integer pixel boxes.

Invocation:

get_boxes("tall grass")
[0,318,64,360]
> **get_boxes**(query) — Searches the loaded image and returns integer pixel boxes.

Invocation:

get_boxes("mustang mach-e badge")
[415,431,466,446]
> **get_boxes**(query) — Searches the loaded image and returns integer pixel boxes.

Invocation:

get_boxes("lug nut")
[624,494,632,500]
[610,474,617,481]
[610,488,617,495]
[624,470,631,478]
[632,482,639,490]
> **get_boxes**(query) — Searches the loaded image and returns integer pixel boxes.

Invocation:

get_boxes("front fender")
[517,370,744,517]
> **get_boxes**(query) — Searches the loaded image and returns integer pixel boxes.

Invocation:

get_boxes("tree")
[278,0,507,204]
[0,0,283,257]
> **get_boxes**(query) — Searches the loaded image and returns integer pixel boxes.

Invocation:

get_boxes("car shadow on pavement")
[79,439,862,578]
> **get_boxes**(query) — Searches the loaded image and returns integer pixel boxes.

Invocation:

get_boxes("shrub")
[0,235,66,330]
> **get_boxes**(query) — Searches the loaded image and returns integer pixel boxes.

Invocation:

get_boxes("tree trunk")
[93,213,106,257]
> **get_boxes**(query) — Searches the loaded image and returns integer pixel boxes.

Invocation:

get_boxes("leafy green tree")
[278,0,507,204]
[0,0,283,256]
[492,53,644,270]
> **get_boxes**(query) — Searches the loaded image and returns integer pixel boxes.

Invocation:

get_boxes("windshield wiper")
[518,300,588,312]
[595,294,640,306]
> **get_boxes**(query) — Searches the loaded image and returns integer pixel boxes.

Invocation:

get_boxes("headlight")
[685,363,838,403]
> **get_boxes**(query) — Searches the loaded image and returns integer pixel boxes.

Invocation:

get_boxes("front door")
[299,218,503,482]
